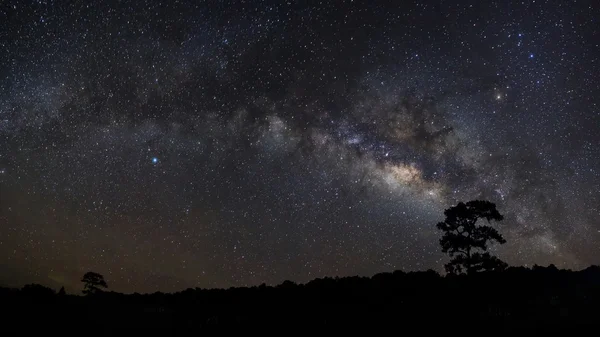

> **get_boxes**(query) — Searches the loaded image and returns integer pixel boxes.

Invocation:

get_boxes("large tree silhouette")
[437,200,508,275]
[81,272,108,295]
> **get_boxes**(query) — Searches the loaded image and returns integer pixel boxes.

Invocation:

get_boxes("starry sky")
[0,0,598,294]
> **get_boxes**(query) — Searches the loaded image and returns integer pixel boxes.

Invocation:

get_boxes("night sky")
[1,0,598,294]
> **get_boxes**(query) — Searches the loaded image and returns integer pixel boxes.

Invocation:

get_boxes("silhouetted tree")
[81,272,108,295]
[437,200,508,274]
[58,286,66,296]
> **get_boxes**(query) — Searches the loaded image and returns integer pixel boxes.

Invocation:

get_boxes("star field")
[0,0,598,293]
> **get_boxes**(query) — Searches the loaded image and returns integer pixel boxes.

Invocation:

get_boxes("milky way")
[0,1,598,293]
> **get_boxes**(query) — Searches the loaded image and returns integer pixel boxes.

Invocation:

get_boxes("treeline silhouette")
[3,201,597,333]
[4,265,600,333]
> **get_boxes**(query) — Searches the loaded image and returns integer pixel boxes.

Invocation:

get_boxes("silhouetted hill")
[3,265,600,334]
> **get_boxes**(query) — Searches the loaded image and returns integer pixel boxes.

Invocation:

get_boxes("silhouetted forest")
[4,265,600,334]
[4,201,597,333]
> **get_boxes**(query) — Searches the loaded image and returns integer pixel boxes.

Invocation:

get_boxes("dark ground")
[4,265,600,335]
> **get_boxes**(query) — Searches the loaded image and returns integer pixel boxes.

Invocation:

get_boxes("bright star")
[152,157,158,164]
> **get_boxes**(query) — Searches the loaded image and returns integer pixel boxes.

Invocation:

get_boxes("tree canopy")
[81,272,108,295]
[437,200,508,274]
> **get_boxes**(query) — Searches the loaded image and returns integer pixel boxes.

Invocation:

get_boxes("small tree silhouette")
[436,200,508,275]
[81,272,108,295]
